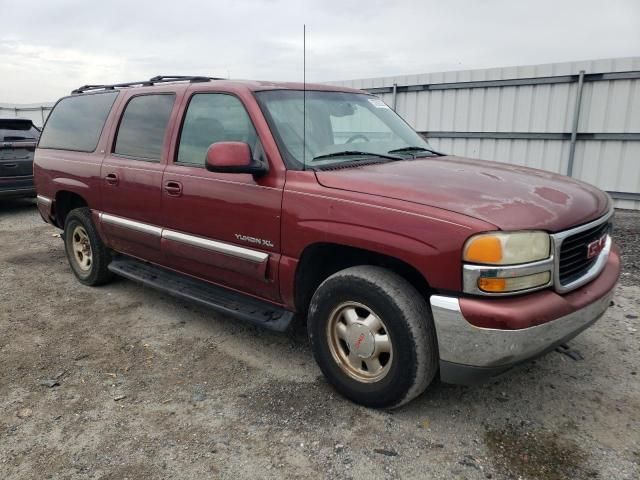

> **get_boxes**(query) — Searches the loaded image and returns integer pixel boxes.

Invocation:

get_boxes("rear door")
[99,92,180,263]
[160,91,284,301]
[0,119,38,183]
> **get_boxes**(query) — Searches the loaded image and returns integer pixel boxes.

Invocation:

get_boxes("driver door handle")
[105,173,119,185]
[164,180,183,197]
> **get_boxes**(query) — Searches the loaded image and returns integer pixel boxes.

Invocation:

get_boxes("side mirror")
[205,141,268,176]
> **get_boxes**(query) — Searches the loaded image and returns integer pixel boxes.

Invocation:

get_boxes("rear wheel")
[64,208,113,286]
[308,266,438,408]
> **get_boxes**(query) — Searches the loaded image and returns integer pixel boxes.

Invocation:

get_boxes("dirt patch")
[485,425,595,480]
[237,379,358,431]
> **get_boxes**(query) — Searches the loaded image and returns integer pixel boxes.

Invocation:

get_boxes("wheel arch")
[54,190,89,228]
[293,242,431,316]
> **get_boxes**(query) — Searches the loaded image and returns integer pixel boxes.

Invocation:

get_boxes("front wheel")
[308,266,439,408]
[63,208,113,286]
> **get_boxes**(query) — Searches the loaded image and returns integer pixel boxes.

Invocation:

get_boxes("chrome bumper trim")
[36,194,52,205]
[430,290,614,367]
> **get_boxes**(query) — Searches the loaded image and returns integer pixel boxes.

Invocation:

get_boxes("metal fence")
[331,57,640,210]
[0,103,54,128]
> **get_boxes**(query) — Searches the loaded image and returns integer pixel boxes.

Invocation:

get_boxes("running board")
[108,257,293,332]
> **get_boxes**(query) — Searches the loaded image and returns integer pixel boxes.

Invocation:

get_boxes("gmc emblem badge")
[587,235,607,259]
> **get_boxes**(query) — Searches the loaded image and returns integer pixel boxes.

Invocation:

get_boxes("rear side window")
[114,94,175,161]
[39,92,118,152]
[177,94,258,166]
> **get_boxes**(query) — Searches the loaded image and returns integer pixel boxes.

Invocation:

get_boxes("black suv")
[0,118,40,199]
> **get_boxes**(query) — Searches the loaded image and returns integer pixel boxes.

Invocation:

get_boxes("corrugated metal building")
[3,57,639,208]
[330,57,640,210]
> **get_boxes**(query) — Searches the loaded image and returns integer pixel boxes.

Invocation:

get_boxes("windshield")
[255,90,435,169]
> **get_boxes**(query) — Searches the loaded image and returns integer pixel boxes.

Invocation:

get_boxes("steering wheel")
[345,133,370,143]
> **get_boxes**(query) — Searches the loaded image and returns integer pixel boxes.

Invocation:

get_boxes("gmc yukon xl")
[34,75,621,408]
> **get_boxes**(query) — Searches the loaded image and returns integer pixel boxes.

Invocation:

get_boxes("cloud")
[1,0,638,103]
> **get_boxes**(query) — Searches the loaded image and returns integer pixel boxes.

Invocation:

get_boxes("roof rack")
[71,75,225,94]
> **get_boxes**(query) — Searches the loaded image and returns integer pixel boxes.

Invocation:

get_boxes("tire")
[63,207,113,286]
[308,265,439,408]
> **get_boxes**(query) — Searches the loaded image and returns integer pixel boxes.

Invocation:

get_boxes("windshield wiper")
[388,146,442,156]
[311,150,402,162]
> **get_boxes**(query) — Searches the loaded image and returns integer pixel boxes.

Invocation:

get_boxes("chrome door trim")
[98,211,268,264]
[100,212,162,237]
[162,229,268,263]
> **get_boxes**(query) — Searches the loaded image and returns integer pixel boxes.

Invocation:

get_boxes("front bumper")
[432,246,620,385]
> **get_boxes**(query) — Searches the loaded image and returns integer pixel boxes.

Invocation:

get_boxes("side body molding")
[161,230,268,263]
[101,213,162,237]
[98,212,269,278]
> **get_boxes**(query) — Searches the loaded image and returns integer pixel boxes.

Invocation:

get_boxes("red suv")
[34,76,620,408]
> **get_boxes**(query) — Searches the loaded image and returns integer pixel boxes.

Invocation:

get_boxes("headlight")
[462,231,553,295]
[463,231,550,265]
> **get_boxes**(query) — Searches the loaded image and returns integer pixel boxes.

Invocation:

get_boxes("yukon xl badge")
[235,234,274,248]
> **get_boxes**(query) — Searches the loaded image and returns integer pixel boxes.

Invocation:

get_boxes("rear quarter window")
[38,92,119,152]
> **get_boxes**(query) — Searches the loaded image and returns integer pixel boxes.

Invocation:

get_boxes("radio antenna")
[303,24,306,171]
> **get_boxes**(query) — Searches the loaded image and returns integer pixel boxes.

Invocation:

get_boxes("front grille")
[558,220,611,285]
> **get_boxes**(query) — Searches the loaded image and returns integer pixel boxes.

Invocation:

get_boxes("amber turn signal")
[477,277,507,292]
[477,272,551,293]
[464,236,503,264]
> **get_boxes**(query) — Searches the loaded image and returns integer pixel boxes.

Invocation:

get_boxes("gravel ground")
[614,210,640,287]
[1,199,638,480]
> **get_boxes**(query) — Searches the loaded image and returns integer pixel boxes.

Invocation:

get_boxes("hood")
[315,156,610,232]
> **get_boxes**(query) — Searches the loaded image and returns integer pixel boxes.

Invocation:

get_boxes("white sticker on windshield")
[368,98,390,109]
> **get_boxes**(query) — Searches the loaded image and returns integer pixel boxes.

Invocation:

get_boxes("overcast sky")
[1,0,638,103]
